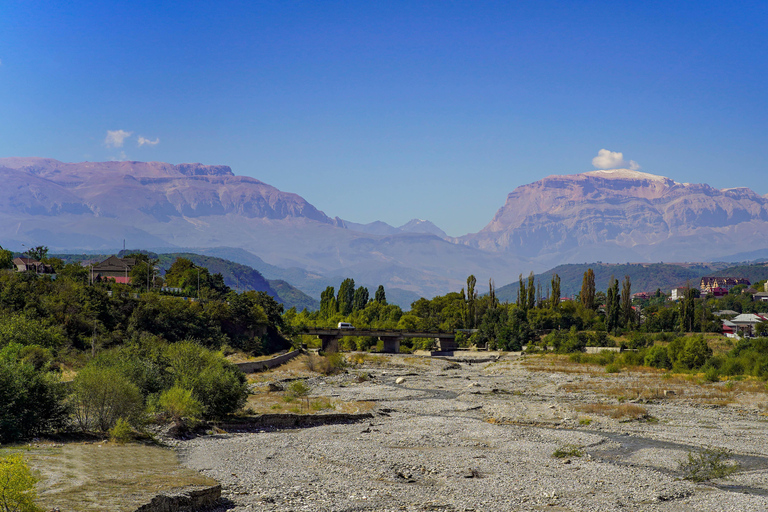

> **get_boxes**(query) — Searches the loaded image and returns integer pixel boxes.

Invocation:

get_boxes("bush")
[0,357,68,443]
[644,345,671,369]
[108,417,134,444]
[158,386,203,422]
[70,365,144,432]
[678,336,713,370]
[678,447,738,482]
[0,454,41,512]
[552,444,583,458]
[165,341,247,419]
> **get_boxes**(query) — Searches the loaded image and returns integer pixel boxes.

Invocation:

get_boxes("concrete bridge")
[301,328,456,353]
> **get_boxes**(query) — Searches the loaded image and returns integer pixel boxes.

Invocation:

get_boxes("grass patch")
[8,443,217,512]
[552,444,583,458]
[679,447,739,482]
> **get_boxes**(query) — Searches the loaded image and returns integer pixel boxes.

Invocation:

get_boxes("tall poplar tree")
[517,274,526,310]
[580,269,596,310]
[606,276,620,332]
[320,286,337,318]
[466,275,477,328]
[621,275,633,328]
[337,278,355,315]
[374,285,387,305]
[353,286,369,311]
[526,272,536,311]
[550,273,561,311]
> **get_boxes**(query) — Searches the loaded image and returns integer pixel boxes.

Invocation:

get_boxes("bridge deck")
[302,329,455,339]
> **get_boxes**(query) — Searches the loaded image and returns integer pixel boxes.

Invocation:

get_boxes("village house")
[670,287,688,301]
[12,257,54,274]
[90,255,136,284]
[729,313,768,337]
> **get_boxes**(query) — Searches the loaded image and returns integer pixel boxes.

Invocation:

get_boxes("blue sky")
[1,1,766,236]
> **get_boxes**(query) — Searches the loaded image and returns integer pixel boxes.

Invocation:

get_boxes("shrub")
[70,365,144,432]
[166,341,247,419]
[108,417,134,444]
[678,447,738,482]
[0,454,41,512]
[703,366,720,383]
[0,357,68,443]
[552,444,583,458]
[158,386,203,422]
[678,336,713,370]
[644,345,671,369]
[605,363,620,373]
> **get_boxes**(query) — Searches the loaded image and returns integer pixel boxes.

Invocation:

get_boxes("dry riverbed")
[171,352,768,511]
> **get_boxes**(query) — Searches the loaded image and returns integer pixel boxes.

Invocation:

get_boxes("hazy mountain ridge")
[460,169,768,265]
[0,158,525,302]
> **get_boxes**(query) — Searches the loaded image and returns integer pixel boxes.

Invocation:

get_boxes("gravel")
[177,354,768,511]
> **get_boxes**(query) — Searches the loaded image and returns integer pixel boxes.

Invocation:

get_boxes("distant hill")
[156,253,318,310]
[707,262,768,286]
[495,262,730,302]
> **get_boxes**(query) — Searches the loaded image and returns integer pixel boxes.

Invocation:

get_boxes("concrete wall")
[235,349,302,373]
[214,412,374,431]
[134,485,221,512]
[585,346,621,354]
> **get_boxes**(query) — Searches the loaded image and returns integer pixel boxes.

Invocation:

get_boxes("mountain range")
[3,158,768,305]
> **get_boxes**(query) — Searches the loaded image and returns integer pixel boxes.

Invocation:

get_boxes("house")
[753,292,768,302]
[722,319,737,338]
[91,255,136,284]
[13,257,53,274]
[632,292,650,300]
[730,313,768,337]
[670,287,688,301]
[700,276,751,294]
[701,286,729,298]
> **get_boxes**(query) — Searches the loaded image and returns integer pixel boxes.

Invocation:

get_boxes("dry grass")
[575,403,652,420]
[520,355,605,375]
[5,443,216,512]
[244,391,376,415]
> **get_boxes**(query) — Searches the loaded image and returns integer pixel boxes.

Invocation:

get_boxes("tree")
[337,278,355,316]
[374,285,387,305]
[0,454,41,512]
[517,274,526,310]
[526,272,536,311]
[550,274,561,311]
[606,276,620,333]
[680,286,696,332]
[0,352,68,443]
[0,247,12,270]
[580,269,596,310]
[621,275,633,328]
[320,286,337,318]
[466,275,477,328]
[353,286,369,311]
[488,279,496,308]
[25,245,48,261]
[69,365,143,432]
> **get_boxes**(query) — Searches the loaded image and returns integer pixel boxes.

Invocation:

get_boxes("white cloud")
[137,136,160,147]
[109,151,128,161]
[105,129,133,148]
[592,149,640,170]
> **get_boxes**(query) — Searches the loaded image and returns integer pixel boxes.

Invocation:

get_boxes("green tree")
[374,285,387,305]
[466,275,477,328]
[25,245,48,261]
[550,273,561,311]
[0,247,12,270]
[580,269,596,310]
[0,351,68,443]
[353,286,369,311]
[320,286,337,318]
[0,454,41,512]
[517,274,526,311]
[621,275,633,329]
[526,272,536,311]
[69,365,143,432]
[606,276,620,333]
[337,278,355,316]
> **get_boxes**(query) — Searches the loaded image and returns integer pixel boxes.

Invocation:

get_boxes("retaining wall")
[214,412,374,431]
[234,349,302,373]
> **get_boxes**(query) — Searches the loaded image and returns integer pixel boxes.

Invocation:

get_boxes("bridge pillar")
[436,337,457,352]
[379,336,401,353]
[318,335,341,353]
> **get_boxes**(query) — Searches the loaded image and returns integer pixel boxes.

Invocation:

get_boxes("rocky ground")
[176,353,768,511]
